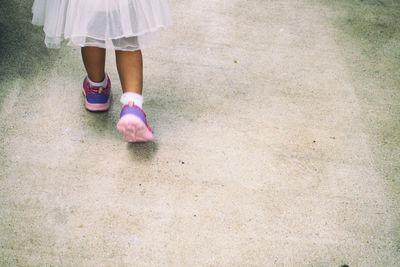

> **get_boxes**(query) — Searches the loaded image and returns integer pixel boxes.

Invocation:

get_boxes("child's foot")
[82,75,111,111]
[117,102,154,142]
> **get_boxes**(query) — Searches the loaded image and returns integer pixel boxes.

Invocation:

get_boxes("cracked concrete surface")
[0,0,399,265]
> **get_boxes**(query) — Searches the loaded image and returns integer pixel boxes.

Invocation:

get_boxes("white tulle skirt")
[32,0,172,51]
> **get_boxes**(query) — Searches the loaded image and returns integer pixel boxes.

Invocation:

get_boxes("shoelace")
[87,84,106,94]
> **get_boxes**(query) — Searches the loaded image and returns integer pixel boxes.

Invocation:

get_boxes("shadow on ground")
[320,0,400,249]
[128,142,159,162]
[322,0,400,184]
[0,0,59,108]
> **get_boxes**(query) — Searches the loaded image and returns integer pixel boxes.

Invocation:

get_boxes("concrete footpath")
[1,0,399,265]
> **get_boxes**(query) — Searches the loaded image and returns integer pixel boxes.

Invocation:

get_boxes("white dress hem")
[32,0,172,51]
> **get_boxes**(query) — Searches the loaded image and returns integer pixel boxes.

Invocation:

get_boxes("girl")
[32,0,172,142]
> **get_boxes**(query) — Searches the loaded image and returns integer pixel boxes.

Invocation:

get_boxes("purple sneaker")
[117,102,154,142]
[82,75,111,111]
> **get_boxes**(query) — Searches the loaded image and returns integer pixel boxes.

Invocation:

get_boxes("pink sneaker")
[117,102,154,142]
[82,75,111,111]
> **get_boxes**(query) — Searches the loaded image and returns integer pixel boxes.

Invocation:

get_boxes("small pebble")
[71,136,82,142]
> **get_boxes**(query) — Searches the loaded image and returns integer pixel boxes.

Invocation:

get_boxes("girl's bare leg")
[115,50,152,142]
[115,50,143,94]
[81,46,106,82]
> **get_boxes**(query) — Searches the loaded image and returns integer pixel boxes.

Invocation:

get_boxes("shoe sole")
[117,114,154,143]
[81,88,110,111]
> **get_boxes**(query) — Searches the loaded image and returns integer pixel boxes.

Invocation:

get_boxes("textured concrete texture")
[1,0,399,266]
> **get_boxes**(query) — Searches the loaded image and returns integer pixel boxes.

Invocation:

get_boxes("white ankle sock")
[120,92,144,109]
[88,73,108,88]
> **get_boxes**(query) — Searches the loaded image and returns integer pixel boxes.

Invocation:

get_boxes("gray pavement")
[1,0,399,265]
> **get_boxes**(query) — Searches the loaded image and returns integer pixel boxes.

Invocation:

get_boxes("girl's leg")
[81,47,110,112]
[115,50,143,94]
[81,46,106,82]
[116,50,153,142]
